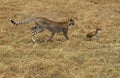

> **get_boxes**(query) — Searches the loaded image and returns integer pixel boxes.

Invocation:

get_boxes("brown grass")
[0,0,120,78]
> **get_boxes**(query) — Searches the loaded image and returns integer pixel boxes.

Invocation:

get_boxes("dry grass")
[0,0,120,78]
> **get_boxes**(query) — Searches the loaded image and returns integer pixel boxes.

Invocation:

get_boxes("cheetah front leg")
[63,29,69,40]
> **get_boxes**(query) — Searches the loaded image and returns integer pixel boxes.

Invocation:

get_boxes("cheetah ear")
[69,18,73,21]
[70,16,78,20]
[68,17,74,21]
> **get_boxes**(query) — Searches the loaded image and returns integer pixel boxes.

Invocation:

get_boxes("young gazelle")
[86,28,102,40]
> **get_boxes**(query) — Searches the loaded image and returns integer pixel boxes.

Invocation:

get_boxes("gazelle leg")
[90,38,92,41]
[87,37,89,40]
[87,37,92,41]
[96,35,99,40]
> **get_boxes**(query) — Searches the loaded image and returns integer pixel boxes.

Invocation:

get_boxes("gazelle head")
[96,27,102,34]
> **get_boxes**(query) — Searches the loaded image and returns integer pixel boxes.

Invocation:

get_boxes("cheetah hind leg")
[31,26,42,43]
[32,33,36,43]
[47,33,55,41]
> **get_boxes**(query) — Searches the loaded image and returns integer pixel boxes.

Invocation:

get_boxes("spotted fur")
[10,17,75,42]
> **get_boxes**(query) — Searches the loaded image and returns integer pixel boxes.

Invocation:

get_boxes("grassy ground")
[0,0,120,78]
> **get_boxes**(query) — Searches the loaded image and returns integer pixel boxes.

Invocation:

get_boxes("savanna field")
[0,0,120,78]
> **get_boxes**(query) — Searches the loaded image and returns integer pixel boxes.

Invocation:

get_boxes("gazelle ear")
[96,26,102,31]
[96,25,102,28]
[95,26,98,28]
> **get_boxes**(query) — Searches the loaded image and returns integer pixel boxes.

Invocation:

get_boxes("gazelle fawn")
[86,28,102,40]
